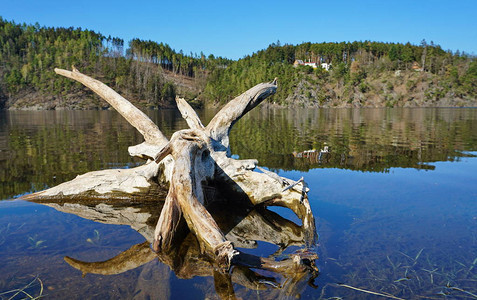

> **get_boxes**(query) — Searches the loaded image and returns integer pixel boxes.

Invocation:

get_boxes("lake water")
[1,107,476,299]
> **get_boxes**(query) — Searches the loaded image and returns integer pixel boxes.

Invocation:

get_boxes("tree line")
[0,17,231,109]
[203,40,476,106]
[0,17,475,109]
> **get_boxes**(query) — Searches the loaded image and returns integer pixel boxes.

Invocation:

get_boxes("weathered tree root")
[22,68,317,272]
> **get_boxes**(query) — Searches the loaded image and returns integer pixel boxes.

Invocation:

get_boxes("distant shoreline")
[1,19,475,110]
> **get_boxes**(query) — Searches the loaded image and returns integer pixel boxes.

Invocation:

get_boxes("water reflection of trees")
[0,110,190,200]
[230,107,477,172]
[0,111,140,199]
[1,108,477,200]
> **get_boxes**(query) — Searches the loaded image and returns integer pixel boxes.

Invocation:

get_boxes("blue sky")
[1,0,476,59]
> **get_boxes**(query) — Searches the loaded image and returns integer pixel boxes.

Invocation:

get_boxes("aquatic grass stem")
[337,283,406,300]
[0,276,44,300]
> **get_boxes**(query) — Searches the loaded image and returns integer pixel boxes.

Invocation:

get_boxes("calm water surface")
[0,108,476,299]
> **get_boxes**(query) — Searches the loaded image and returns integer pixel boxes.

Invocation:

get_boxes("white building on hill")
[293,60,331,71]
[320,63,331,71]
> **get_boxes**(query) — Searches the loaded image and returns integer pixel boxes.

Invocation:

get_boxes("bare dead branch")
[206,79,277,151]
[175,96,204,130]
[55,68,168,146]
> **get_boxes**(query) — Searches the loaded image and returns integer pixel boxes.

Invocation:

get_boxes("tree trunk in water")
[22,68,317,272]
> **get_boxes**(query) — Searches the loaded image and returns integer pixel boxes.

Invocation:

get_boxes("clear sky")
[1,0,476,59]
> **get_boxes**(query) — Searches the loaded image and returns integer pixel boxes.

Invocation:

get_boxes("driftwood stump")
[23,68,317,272]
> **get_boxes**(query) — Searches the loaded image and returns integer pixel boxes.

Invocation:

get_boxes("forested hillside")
[204,41,477,107]
[0,18,230,109]
[1,18,476,109]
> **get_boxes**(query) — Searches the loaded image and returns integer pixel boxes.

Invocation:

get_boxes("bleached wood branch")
[55,68,168,146]
[175,96,204,130]
[206,79,277,152]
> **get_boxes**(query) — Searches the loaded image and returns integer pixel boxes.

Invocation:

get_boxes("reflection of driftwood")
[65,242,156,277]
[34,198,310,254]
[23,68,316,272]
[43,198,318,299]
[65,239,317,299]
